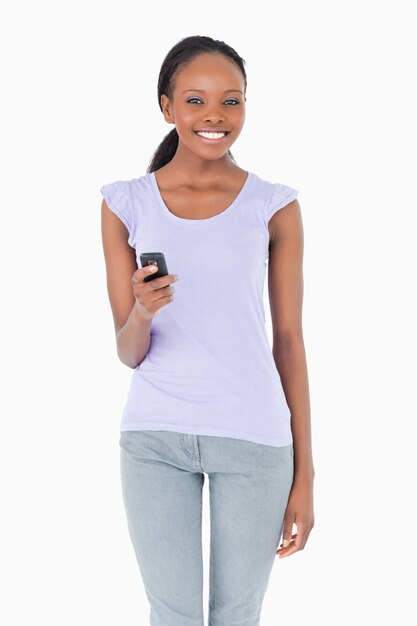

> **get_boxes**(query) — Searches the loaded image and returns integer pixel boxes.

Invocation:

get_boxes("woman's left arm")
[267,198,315,558]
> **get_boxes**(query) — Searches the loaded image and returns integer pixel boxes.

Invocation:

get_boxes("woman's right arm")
[101,198,177,369]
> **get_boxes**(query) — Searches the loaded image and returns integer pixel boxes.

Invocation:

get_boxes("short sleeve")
[100,180,135,246]
[264,182,299,224]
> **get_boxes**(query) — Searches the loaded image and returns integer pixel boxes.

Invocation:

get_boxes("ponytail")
[148,128,179,173]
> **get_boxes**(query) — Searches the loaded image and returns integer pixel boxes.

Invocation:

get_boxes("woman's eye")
[186,98,240,105]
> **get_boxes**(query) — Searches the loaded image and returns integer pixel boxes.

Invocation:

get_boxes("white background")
[2,1,416,624]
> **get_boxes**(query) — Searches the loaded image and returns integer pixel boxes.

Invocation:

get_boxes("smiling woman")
[100,34,314,626]
[155,50,247,167]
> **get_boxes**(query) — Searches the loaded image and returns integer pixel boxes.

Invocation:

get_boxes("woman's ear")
[160,94,174,124]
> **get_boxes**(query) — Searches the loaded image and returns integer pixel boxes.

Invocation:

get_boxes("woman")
[101,34,315,626]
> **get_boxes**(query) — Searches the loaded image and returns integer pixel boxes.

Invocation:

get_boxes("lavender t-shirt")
[100,170,299,447]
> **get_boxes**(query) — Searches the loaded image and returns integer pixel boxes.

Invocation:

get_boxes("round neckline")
[149,170,254,224]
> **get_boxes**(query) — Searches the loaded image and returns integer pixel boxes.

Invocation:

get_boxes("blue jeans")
[119,430,294,626]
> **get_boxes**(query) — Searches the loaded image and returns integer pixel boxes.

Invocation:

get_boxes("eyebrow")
[182,89,244,94]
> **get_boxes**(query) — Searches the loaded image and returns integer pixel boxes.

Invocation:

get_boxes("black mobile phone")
[140,252,169,282]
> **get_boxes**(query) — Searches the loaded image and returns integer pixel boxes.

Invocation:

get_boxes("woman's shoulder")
[251,171,299,222]
[101,171,152,194]
[99,172,154,247]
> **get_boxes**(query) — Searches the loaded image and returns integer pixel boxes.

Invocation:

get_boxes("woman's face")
[160,53,246,161]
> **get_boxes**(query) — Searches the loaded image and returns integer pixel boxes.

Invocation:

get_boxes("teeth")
[196,131,227,139]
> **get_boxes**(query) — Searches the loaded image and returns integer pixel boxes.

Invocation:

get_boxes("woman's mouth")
[194,130,230,143]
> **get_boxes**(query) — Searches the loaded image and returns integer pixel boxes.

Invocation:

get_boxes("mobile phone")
[140,252,169,282]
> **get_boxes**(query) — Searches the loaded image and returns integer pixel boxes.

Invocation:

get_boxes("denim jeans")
[119,429,294,626]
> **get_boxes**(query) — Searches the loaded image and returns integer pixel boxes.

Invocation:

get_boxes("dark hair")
[147,35,247,173]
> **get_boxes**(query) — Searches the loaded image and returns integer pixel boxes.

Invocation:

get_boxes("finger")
[143,265,158,280]
[280,532,305,558]
[132,265,157,283]
[147,276,179,292]
[153,286,174,303]
[276,533,297,554]
[279,532,297,548]
[281,517,295,548]
[278,522,311,558]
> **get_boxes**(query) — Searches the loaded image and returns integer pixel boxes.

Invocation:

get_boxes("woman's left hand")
[276,477,315,558]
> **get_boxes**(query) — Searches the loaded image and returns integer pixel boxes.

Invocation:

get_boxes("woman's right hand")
[131,265,179,320]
